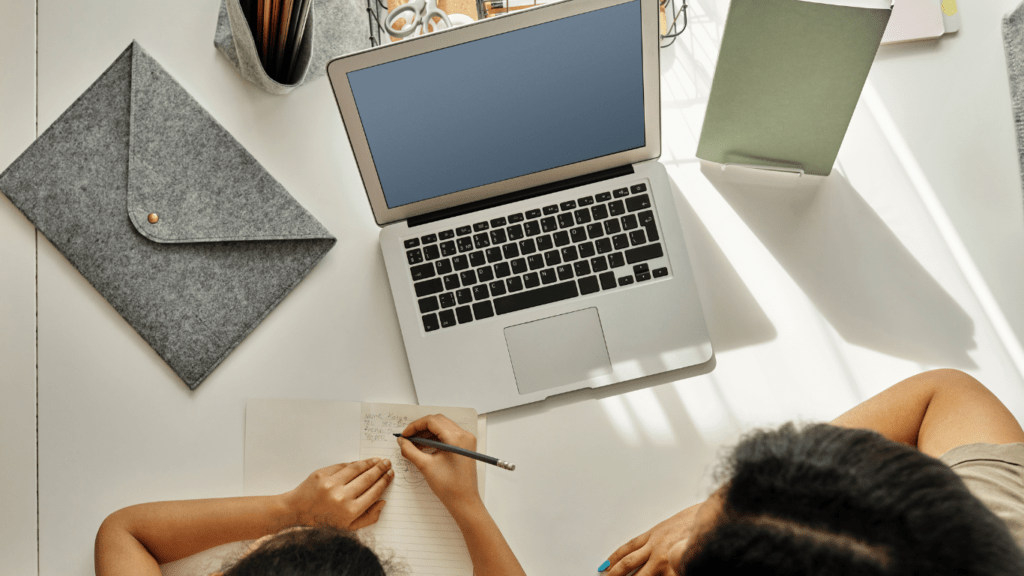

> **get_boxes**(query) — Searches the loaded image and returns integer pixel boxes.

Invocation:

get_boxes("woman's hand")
[283,458,394,530]
[603,503,703,576]
[397,414,481,512]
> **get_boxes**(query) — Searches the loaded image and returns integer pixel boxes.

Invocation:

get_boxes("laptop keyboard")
[404,182,670,333]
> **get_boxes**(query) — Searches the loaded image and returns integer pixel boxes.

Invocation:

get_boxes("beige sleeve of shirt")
[940,443,1024,552]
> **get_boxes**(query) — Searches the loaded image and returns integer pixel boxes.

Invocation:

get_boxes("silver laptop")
[327,0,712,413]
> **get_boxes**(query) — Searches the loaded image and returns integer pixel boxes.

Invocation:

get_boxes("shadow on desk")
[702,164,976,368]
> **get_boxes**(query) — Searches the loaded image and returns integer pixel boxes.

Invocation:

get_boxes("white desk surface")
[3,1,1024,575]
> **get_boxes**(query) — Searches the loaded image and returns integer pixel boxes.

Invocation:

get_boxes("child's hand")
[284,458,394,529]
[397,414,481,512]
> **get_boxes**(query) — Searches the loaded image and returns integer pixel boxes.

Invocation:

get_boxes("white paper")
[359,403,479,576]
[798,0,892,9]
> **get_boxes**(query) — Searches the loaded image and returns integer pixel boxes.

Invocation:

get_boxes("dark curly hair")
[220,525,405,576]
[683,423,1024,575]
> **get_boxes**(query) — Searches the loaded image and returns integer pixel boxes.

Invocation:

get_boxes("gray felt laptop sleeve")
[0,41,336,389]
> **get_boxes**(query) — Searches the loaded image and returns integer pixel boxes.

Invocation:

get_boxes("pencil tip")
[392,433,402,437]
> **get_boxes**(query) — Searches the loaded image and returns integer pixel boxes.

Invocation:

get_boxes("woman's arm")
[831,368,1024,457]
[398,415,527,576]
[95,458,393,576]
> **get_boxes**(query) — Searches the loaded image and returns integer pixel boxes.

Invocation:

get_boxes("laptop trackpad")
[504,308,612,395]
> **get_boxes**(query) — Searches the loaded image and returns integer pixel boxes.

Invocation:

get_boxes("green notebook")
[696,0,891,176]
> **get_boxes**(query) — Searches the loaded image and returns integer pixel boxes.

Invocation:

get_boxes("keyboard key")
[456,288,473,305]
[636,272,652,282]
[553,231,570,247]
[457,237,474,253]
[574,209,591,225]
[414,278,443,297]
[407,248,423,265]
[477,266,495,282]
[440,241,457,257]
[489,281,507,296]
[439,292,456,308]
[544,250,562,267]
[543,204,559,215]
[604,219,621,235]
[596,191,612,202]
[574,260,591,277]
[578,275,600,295]
[591,204,609,220]
[523,272,540,289]
[486,247,503,263]
[634,263,650,274]
[404,238,420,249]
[507,224,525,240]
[460,270,478,286]
[490,217,507,227]
[619,276,635,286]
[560,200,577,211]
[631,183,648,194]
[456,225,472,236]
[638,210,655,227]
[422,313,439,332]
[410,263,434,281]
[527,254,545,270]
[526,208,542,219]
[473,221,489,232]
[508,213,525,223]
[443,274,460,291]
[570,227,587,243]
[541,216,557,232]
[519,238,537,254]
[591,255,608,272]
[511,258,527,275]
[421,233,437,244]
[599,272,617,290]
[653,267,668,278]
[507,276,524,292]
[473,233,490,249]
[613,234,629,250]
[595,238,613,254]
[630,229,647,246]
[494,262,512,278]
[473,284,490,301]
[473,301,495,320]
[561,245,578,262]
[490,228,507,245]
[439,229,455,240]
[587,223,604,239]
[456,305,473,324]
[524,221,541,236]
[540,268,557,284]
[645,225,660,242]
[578,242,596,258]
[423,244,440,260]
[621,214,639,230]
[625,243,664,264]
[557,264,574,281]
[418,296,439,313]
[609,200,626,216]
[494,281,579,315]
[436,259,453,275]
[439,309,456,327]
[578,195,594,206]
[609,252,625,268]
[626,194,651,212]
[452,255,469,271]
[536,235,554,251]
[502,243,520,259]
[613,187,629,198]
[469,251,486,267]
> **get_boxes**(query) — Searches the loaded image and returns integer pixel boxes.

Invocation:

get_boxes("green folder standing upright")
[696,0,892,176]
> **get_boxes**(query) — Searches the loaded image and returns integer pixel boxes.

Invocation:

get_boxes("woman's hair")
[220,524,405,576]
[682,423,1024,576]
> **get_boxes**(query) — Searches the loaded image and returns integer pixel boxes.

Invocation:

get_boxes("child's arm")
[95,458,393,576]
[831,368,1024,457]
[398,414,528,576]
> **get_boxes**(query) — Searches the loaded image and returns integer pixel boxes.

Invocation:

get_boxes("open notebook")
[243,399,485,576]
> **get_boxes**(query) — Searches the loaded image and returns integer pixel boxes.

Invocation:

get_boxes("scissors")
[385,0,454,38]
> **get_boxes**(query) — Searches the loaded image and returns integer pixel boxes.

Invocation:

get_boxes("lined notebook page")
[359,403,479,576]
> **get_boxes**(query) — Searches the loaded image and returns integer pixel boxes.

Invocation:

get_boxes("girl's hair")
[683,423,1024,576]
[221,524,405,576]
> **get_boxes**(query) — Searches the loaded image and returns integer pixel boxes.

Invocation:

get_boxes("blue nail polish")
[598,560,611,572]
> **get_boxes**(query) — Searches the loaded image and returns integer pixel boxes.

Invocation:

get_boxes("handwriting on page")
[359,405,476,576]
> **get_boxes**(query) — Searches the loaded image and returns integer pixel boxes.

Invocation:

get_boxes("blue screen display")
[347,0,646,209]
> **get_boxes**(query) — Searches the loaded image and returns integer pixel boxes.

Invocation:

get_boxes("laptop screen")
[346,0,646,209]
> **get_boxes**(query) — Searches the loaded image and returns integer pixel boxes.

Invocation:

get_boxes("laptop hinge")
[407,165,635,228]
